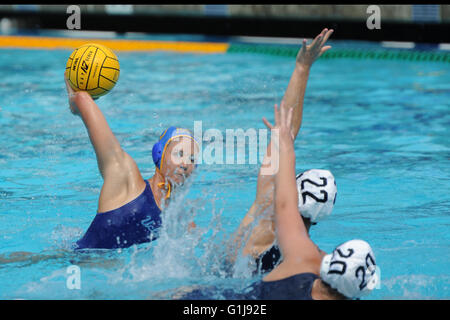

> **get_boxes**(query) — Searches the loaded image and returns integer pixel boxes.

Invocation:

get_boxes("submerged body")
[179,273,320,300]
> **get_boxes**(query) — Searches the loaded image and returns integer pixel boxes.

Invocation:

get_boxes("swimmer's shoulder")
[121,151,147,191]
[98,150,147,212]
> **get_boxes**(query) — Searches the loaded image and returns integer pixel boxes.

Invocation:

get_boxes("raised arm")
[65,75,126,179]
[229,29,334,261]
[256,28,334,195]
[263,104,320,264]
[282,28,333,138]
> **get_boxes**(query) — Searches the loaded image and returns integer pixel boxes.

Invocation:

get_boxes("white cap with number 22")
[296,169,337,223]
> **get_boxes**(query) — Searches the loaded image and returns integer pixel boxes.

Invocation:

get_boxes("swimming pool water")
[0,42,449,299]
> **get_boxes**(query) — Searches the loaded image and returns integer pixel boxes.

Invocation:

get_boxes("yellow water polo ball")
[65,43,120,99]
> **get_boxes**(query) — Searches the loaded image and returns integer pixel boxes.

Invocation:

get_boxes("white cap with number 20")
[320,239,379,299]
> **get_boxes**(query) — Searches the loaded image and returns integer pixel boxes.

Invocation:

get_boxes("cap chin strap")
[157,182,171,200]
[155,167,172,200]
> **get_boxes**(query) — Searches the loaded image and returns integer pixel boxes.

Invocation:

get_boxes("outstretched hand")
[262,101,295,151]
[296,28,333,68]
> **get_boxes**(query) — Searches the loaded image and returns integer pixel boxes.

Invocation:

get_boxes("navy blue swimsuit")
[255,245,282,274]
[179,273,319,300]
[243,273,319,300]
[75,179,162,250]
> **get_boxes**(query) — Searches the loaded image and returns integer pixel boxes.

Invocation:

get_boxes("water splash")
[97,172,261,297]
[50,224,84,250]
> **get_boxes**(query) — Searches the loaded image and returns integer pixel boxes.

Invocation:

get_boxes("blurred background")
[0,5,449,43]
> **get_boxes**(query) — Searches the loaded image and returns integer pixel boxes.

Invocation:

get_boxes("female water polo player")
[228,28,335,272]
[64,75,199,250]
[252,168,337,273]
[178,104,379,300]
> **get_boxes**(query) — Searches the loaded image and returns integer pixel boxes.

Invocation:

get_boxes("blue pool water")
[0,39,449,299]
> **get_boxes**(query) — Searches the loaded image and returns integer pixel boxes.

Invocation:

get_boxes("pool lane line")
[227,43,450,63]
[0,35,229,53]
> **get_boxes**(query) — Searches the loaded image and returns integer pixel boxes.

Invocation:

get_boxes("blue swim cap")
[152,126,199,170]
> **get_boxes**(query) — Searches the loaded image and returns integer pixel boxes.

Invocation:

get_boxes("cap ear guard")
[152,141,163,169]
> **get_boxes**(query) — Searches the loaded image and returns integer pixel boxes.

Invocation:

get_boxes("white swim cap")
[296,169,337,223]
[320,240,379,299]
